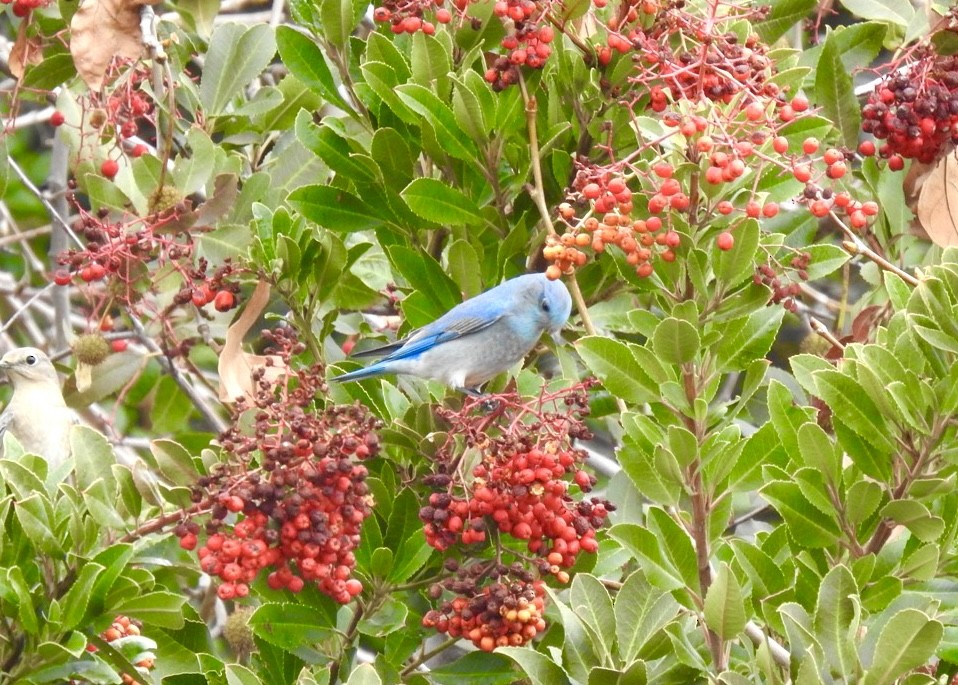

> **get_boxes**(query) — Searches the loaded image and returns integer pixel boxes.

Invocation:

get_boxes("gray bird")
[0,347,75,472]
[331,273,573,394]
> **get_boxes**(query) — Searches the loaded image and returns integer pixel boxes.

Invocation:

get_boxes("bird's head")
[534,275,573,343]
[0,348,59,386]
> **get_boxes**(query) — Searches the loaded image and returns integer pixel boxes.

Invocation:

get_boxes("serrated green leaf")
[400,178,484,225]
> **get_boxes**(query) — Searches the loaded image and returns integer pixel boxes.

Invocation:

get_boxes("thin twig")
[809,317,845,351]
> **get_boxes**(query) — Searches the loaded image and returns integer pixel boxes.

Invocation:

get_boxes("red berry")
[858,140,876,156]
[716,232,734,251]
[849,210,867,229]
[716,201,734,215]
[888,155,904,171]
[745,201,761,218]
[214,290,235,312]
[179,533,198,550]
[435,8,451,22]
[582,183,601,199]
[53,270,72,286]
[50,111,65,127]
[636,262,654,278]
[827,161,847,179]
[373,6,390,20]
[745,102,765,121]
[810,200,830,217]
[792,164,811,183]
[802,137,819,154]
[861,201,879,216]
[762,202,779,218]
[791,95,809,112]
[653,162,673,178]
[772,136,788,154]
[217,583,236,600]
[101,159,119,179]
[823,148,843,165]
[88,263,106,281]
[130,144,148,158]
[111,339,128,353]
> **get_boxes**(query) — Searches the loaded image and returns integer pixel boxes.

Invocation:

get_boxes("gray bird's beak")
[551,329,565,345]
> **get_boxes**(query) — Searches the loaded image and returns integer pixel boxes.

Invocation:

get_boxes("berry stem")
[119,498,214,544]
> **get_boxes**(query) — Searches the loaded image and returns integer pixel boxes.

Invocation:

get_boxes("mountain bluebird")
[332,273,573,394]
[0,348,75,470]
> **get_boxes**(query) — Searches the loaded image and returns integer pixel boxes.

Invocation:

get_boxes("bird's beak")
[551,329,565,345]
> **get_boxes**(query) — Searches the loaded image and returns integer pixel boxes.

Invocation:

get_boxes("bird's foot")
[458,387,501,413]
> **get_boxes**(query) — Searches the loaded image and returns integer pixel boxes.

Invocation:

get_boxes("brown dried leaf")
[916,149,958,247]
[217,279,287,403]
[9,23,43,79]
[69,0,161,91]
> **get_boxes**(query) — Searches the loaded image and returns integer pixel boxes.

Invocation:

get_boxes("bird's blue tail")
[329,364,386,384]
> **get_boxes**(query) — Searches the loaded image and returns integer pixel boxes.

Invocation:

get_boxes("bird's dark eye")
[25,355,36,365]
[541,298,551,313]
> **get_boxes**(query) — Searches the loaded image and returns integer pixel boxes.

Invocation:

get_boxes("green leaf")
[760,479,841,547]
[803,244,851,280]
[704,562,747,642]
[548,587,597,683]
[715,306,785,372]
[345,664,381,685]
[320,0,356,50]
[651,318,699,365]
[576,337,659,404]
[15,493,62,555]
[499,646,571,685]
[226,664,263,685]
[400,178,484,225]
[838,0,913,26]
[249,603,339,651]
[150,439,201,487]
[61,563,105,630]
[570,574,615,661]
[428,652,516,685]
[172,127,216,196]
[863,610,942,685]
[814,565,860,679]
[614,571,680,662]
[114,591,187,629]
[715,219,760,285]
[754,0,816,42]
[71,424,116,495]
[814,33,861,149]
[8,567,39,634]
[411,32,452,98]
[395,84,478,162]
[797,423,841,486]
[811,370,895,453]
[289,184,384,233]
[881,500,945,542]
[276,26,351,112]
[200,23,277,116]
[447,240,483,298]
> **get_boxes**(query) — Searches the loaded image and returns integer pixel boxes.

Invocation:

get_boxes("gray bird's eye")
[25,355,36,365]
[541,298,551,313]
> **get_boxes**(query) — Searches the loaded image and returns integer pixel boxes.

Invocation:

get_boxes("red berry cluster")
[372,1,453,35]
[53,203,242,315]
[423,571,548,651]
[81,616,155,684]
[753,251,811,313]
[861,54,958,165]
[2,0,52,19]
[73,60,155,171]
[483,9,555,90]
[419,382,611,582]
[640,29,774,107]
[176,328,382,604]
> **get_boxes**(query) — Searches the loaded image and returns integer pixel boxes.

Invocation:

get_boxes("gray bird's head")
[0,348,59,386]
[517,273,572,343]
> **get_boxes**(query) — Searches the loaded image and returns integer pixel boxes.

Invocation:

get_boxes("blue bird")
[331,273,573,394]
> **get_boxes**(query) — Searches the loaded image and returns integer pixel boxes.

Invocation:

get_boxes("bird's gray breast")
[391,325,531,388]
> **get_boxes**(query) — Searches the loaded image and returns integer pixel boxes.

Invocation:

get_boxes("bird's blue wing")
[377,314,502,362]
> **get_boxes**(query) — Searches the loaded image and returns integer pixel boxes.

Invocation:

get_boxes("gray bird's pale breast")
[389,325,533,388]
